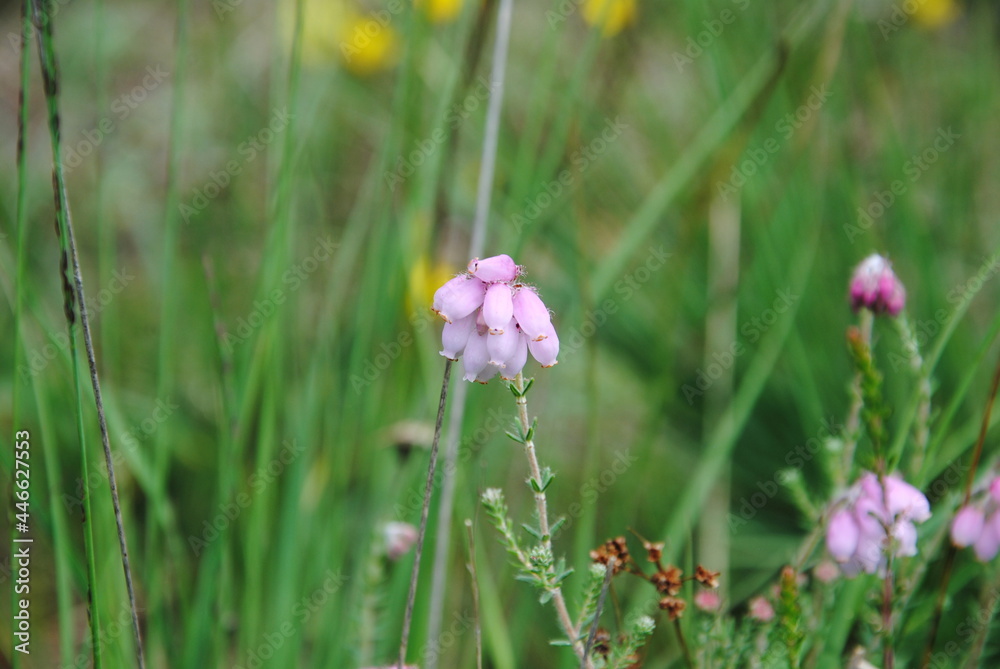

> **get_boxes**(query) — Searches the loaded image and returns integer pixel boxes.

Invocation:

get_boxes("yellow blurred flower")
[284,0,399,74]
[582,0,637,37]
[407,255,457,318]
[912,0,960,29]
[339,14,400,75]
[416,0,464,24]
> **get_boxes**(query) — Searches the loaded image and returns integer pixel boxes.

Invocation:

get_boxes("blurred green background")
[2,0,1000,666]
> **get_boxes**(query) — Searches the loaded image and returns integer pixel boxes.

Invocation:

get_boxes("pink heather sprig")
[849,253,906,316]
[825,471,931,577]
[431,254,559,383]
[950,476,1000,561]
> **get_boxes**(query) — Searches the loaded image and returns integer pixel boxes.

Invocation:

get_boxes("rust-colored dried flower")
[650,565,683,596]
[694,565,720,589]
[658,596,686,620]
[590,536,630,574]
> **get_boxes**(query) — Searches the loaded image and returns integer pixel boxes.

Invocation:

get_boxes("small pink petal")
[512,286,553,341]
[440,313,476,360]
[432,275,486,323]
[483,283,514,334]
[487,318,520,366]
[885,475,931,522]
[826,510,860,562]
[474,363,500,384]
[500,333,529,380]
[527,324,559,367]
[462,331,490,382]
[468,254,518,282]
[951,506,985,548]
[973,515,1000,562]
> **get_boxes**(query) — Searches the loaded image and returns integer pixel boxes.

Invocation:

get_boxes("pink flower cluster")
[431,254,559,383]
[950,477,1000,561]
[849,253,906,316]
[825,472,931,576]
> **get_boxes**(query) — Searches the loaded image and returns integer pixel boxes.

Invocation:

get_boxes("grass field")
[3,0,1000,667]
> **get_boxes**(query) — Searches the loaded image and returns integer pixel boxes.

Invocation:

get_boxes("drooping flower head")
[950,475,1000,562]
[825,471,930,576]
[849,253,906,316]
[432,254,559,383]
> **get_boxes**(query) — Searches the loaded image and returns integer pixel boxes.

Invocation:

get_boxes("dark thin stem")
[922,355,1000,667]
[399,360,452,669]
[581,559,615,668]
[673,618,694,669]
[30,3,145,667]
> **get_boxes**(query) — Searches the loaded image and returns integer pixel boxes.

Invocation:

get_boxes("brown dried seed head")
[643,540,664,563]
[658,596,686,620]
[651,565,683,595]
[695,565,720,589]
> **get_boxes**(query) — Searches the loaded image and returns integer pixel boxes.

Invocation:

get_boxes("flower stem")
[398,359,452,669]
[513,372,587,663]
[841,312,872,483]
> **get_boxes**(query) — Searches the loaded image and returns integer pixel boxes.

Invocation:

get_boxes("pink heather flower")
[694,589,721,612]
[747,596,775,622]
[432,254,559,383]
[951,506,986,548]
[383,522,418,561]
[825,471,930,576]
[849,253,906,316]
[974,514,1000,562]
[950,476,1000,561]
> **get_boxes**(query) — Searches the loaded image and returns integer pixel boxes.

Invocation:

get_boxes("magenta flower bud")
[512,286,552,341]
[528,325,559,367]
[462,330,491,382]
[500,334,529,380]
[951,506,985,548]
[468,254,519,282]
[433,275,486,323]
[973,513,1000,562]
[483,283,514,334]
[826,510,860,562]
[440,313,476,360]
[849,254,906,316]
[487,318,520,366]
